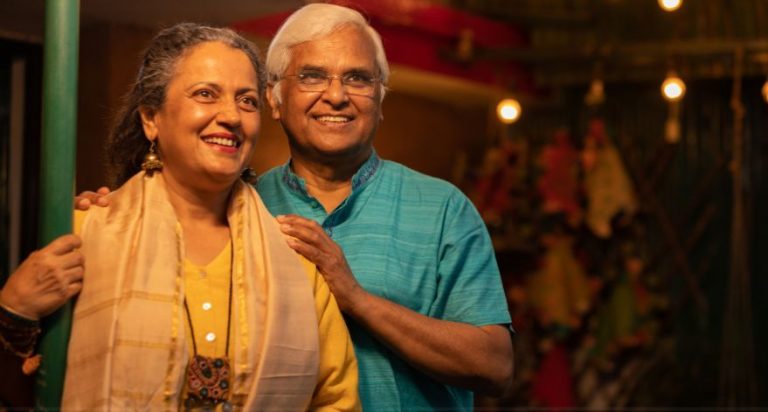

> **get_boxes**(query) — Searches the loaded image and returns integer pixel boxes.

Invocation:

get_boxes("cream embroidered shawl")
[62,172,319,410]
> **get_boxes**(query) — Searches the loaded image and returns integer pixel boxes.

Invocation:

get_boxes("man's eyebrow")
[345,68,376,76]
[297,65,375,75]
[298,65,326,72]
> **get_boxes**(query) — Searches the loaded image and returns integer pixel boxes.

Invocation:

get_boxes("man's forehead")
[288,26,377,69]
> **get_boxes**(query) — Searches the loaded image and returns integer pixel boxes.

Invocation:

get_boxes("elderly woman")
[59,23,358,410]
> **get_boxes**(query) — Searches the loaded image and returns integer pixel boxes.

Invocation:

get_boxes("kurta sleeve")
[73,209,86,235]
[298,258,361,411]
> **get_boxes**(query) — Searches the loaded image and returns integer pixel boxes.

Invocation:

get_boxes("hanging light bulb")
[497,98,521,124]
[661,74,686,101]
[584,78,605,106]
[663,72,684,143]
[658,0,683,12]
[762,78,768,103]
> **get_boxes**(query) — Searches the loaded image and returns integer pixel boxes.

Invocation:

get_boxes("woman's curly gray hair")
[106,22,266,187]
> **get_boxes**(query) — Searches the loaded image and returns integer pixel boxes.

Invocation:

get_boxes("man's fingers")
[74,190,101,204]
[75,197,93,211]
[286,237,320,262]
[74,188,111,209]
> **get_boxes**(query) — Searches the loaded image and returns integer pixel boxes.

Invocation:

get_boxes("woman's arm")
[0,233,84,406]
[299,258,361,412]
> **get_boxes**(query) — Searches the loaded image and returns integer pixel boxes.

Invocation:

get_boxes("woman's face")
[140,41,261,190]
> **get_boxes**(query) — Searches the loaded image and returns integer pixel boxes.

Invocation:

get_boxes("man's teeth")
[203,137,238,147]
[317,115,350,123]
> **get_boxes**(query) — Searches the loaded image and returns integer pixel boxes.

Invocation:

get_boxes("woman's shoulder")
[296,256,319,286]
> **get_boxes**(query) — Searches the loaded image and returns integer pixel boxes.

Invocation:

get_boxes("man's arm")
[276,214,514,396]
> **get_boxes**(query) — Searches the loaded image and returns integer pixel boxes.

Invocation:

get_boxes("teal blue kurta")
[257,152,511,411]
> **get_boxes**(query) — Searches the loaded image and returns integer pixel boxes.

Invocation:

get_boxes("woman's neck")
[161,172,232,265]
[162,173,231,226]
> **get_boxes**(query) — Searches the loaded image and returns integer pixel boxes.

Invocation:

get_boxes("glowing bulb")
[497,98,521,124]
[762,79,768,103]
[658,0,682,12]
[661,75,686,101]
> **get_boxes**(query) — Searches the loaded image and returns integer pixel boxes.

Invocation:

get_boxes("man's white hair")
[266,3,390,104]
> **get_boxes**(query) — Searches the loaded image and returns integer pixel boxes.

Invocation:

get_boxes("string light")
[658,0,683,12]
[661,74,686,101]
[584,78,605,106]
[762,78,768,103]
[497,98,521,124]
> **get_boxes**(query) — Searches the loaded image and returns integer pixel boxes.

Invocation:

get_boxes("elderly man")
[260,4,514,410]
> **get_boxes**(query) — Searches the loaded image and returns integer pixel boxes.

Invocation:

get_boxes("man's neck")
[290,153,369,213]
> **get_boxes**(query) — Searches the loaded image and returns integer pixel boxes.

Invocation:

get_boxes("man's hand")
[74,187,111,210]
[278,215,514,395]
[0,234,85,320]
[276,214,367,314]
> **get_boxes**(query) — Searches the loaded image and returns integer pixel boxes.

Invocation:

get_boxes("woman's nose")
[216,101,242,126]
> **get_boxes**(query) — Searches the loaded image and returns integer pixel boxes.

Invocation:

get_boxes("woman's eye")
[238,96,259,111]
[194,89,215,100]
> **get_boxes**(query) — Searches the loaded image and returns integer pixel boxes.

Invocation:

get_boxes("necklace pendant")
[185,354,231,408]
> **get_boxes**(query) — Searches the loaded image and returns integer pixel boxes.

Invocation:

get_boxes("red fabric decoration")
[532,344,576,410]
[231,0,531,91]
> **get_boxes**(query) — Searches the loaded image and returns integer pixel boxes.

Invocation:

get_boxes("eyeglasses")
[283,70,379,97]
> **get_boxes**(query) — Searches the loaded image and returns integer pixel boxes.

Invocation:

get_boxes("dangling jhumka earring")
[141,140,163,175]
[240,167,258,184]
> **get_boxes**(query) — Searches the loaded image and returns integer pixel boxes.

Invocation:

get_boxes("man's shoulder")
[255,165,285,190]
[380,160,458,191]
[257,165,283,180]
[379,160,467,202]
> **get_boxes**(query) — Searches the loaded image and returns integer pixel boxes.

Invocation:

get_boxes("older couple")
[2,3,513,410]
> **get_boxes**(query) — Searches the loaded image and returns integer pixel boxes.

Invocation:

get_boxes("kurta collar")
[280,150,381,197]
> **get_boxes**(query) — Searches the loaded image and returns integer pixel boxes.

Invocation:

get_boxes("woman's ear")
[138,106,158,140]
[266,85,281,121]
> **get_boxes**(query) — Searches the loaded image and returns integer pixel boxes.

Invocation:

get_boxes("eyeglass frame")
[282,69,382,97]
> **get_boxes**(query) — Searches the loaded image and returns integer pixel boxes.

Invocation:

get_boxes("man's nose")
[322,76,349,105]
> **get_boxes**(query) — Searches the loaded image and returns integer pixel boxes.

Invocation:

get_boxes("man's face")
[268,25,383,165]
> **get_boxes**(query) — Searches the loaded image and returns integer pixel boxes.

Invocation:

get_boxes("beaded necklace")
[182,245,233,411]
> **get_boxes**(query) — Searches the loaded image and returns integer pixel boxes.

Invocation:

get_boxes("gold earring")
[141,140,163,174]
[240,167,258,184]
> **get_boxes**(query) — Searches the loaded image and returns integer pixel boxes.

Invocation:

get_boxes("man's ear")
[138,106,159,140]
[266,84,281,121]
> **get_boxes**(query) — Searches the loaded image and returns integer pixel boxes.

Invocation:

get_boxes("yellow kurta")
[68,174,359,411]
[179,241,361,410]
